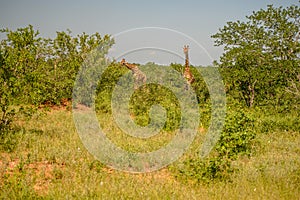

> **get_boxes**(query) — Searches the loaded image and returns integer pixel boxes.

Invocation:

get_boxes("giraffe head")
[120,58,127,65]
[120,58,136,70]
[183,45,189,55]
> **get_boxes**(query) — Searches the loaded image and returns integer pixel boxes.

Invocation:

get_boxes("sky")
[0,0,299,66]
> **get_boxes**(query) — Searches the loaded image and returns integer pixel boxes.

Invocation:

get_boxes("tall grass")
[0,108,300,199]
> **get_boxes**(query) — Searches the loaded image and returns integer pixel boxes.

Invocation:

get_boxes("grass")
[1,108,300,199]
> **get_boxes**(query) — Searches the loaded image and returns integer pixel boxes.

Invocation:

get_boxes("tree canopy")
[212,4,300,108]
[0,25,114,130]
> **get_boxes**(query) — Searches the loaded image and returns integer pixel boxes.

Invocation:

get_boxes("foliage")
[0,25,113,132]
[215,109,255,158]
[178,108,256,182]
[1,3,300,190]
[170,63,210,105]
[73,36,114,107]
[286,71,300,109]
[96,62,188,131]
[253,107,300,133]
[0,25,114,105]
[95,62,128,113]
[95,62,220,132]
[212,4,300,108]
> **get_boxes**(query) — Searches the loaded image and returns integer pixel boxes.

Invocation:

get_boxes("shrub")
[177,108,256,183]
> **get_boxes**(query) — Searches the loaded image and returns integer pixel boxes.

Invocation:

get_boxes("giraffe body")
[183,45,195,89]
[120,58,146,90]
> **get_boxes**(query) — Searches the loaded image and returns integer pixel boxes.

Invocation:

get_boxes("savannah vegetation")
[1,3,300,199]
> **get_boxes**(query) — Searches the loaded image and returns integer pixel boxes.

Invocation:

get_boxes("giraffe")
[183,45,195,89]
[120,58,147,90]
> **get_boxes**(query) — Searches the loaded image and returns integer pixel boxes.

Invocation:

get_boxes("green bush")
[177,108,256,183]
[0,25,114,140]
[256,111,300,133]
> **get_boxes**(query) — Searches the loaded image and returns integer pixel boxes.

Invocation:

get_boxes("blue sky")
[0,0,298,65]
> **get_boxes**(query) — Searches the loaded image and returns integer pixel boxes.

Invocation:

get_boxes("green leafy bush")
[0,25,114,137]
[177,108,256,183]
[256,111,300,133]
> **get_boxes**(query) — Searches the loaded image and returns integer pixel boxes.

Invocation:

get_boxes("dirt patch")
[198,126,206,134]
[0,155,66,196]
[38,98,72,112]
[73,103,92,112]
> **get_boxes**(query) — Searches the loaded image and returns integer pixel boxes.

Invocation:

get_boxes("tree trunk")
[248,80,257,108]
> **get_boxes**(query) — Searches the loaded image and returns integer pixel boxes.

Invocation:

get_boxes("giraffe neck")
[185,52,189,70]
[124,63,138,71]
[121,61,147,90]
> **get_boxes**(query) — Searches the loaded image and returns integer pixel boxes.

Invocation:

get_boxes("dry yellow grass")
[0,109,299,199]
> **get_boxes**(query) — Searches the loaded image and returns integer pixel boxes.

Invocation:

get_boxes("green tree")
[286,69,300,108]
[212,4,300,108]
[45,30,113,105]
[0,25,114,131]
[0,25,43,130]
